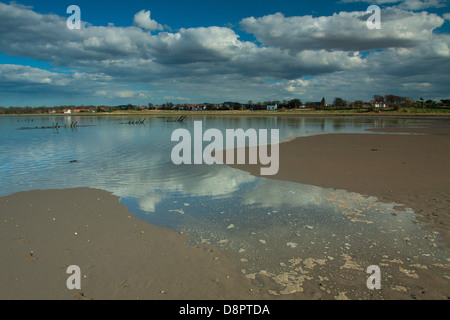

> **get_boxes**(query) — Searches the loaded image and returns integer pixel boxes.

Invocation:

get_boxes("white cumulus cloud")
[133,10,164,31]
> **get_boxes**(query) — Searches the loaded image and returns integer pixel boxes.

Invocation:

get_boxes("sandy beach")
[0,188,289,300]
[1,118,449,300]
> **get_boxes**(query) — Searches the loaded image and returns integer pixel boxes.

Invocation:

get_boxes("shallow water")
[0,115,429,196]
[0,115,448,297]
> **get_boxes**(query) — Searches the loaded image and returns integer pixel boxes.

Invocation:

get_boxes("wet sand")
[229,119,450,248]
[218,119,450,300]
[3,188,447,301]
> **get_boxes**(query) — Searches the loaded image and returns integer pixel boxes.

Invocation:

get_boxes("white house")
[267,104,278,110]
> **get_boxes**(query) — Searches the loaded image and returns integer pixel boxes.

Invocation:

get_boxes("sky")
[0,0,449,107]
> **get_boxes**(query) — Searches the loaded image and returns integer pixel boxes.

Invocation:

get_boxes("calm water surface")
[0,115,448,297]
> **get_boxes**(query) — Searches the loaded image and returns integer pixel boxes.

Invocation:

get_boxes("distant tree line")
[1,96,449,114]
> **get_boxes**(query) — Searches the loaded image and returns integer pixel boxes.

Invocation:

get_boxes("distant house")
[63,109,72,114]
[374,103,386,108]
[267,104,278,110]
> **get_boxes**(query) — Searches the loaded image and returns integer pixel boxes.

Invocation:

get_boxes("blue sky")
[9,0,450,33]
[7,1,364,26]
[0,0,449,106]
